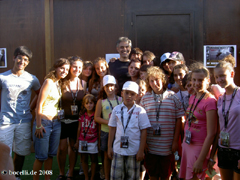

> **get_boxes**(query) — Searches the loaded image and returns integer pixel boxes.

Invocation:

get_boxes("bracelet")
[209,158,216,164]
[36,125,42,129]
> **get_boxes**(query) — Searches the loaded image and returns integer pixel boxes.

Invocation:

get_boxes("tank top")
[101,96,122,132]
[42,79,61,117]
[62,85,85,120]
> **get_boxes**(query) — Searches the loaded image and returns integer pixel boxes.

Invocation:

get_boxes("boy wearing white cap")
[108,81,151,180]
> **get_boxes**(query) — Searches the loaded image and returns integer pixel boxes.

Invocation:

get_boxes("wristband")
[36,125,42,129]
[209,158,216,164]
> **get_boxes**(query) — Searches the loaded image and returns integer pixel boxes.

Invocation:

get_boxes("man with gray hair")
[109,37,132,93]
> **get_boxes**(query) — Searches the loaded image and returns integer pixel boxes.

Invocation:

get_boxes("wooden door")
[124,0,204,65]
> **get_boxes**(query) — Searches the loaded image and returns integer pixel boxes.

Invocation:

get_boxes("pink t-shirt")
[78,112,98,143]
[185,93,217,144]
[217,89,240,149]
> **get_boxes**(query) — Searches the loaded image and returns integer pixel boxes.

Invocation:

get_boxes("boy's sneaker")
[65,169,69,176]
[79,167,84,175]
[99,167,105,179]
[15,177,21,180]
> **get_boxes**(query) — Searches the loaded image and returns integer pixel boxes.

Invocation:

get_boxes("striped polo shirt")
[140,90,184,156]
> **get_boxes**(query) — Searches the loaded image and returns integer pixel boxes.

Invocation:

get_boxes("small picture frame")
[0,48,7,68]
[105,53,120,64]
[204,45,237,68]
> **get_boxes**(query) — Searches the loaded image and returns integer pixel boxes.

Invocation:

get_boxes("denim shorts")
[32,119,61,161]
[100,131,109,151]
[217,147,240,174]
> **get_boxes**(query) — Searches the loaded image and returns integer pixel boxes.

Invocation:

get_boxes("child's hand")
[98,141,100,151]
[35,126,46,138]
[74,141,79,150]
[110,58,117,62]
[171,140,178,153]
[108,147,114,160]
[207,162,214,174]
[171,87,179,93]
[136,150,144,161]
[192,159,204,174]
[144,144,149,154]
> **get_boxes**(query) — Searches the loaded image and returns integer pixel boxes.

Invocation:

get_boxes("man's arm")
[29,89,40,113]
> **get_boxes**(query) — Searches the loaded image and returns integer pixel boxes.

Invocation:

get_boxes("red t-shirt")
[78,112,98,143]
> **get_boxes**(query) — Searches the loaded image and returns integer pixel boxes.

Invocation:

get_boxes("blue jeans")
[32,119,61,161]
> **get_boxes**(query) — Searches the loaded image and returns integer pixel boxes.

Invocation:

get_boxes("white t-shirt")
[108,103,151,156]
[176,90,189,112]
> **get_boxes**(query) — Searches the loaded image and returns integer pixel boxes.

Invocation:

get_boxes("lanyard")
[179,90,186,112]
[83,115,94,140]
[69,80,79,105]
[153,91,163,122]
[56,81,62,109]
[187,92,206,127]
[222,87,238,129]
[107,96,119,110]
[121,105,135,134]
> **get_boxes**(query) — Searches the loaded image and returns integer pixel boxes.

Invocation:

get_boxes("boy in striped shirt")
[140,66,184,180]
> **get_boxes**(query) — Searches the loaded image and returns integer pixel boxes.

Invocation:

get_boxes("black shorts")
[60,121,78,140]
[217,146,240,174]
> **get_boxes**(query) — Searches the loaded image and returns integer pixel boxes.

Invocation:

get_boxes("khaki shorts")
[0,122,31,156]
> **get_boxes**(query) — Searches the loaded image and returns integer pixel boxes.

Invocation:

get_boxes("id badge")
[71,105,78,115]
[81,141,88,151]
[152,124,161,136]
[120,136,129,148]
[58,109,65,120]
[185,129,191,144]
[220,131,230,147]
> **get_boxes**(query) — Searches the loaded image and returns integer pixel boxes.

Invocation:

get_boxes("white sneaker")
[79,167,84,175]
[65,169,69,176]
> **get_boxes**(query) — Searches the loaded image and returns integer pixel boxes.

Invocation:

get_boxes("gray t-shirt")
[176,90,189,112]
[0,70,41,124]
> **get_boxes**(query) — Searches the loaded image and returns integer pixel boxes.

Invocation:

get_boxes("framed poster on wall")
[0,48,7,68]
[204,45,237,68]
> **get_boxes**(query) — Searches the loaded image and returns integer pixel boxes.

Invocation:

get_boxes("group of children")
[69,49,240,180]
[25,44,239,180]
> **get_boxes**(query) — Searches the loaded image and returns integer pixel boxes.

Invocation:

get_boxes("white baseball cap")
[122,81,139,94]
[168,51,185,62]
[160,52,171,65]
[103,75,116,86]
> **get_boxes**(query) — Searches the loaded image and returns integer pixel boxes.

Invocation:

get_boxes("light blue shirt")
[0,70,41,124]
